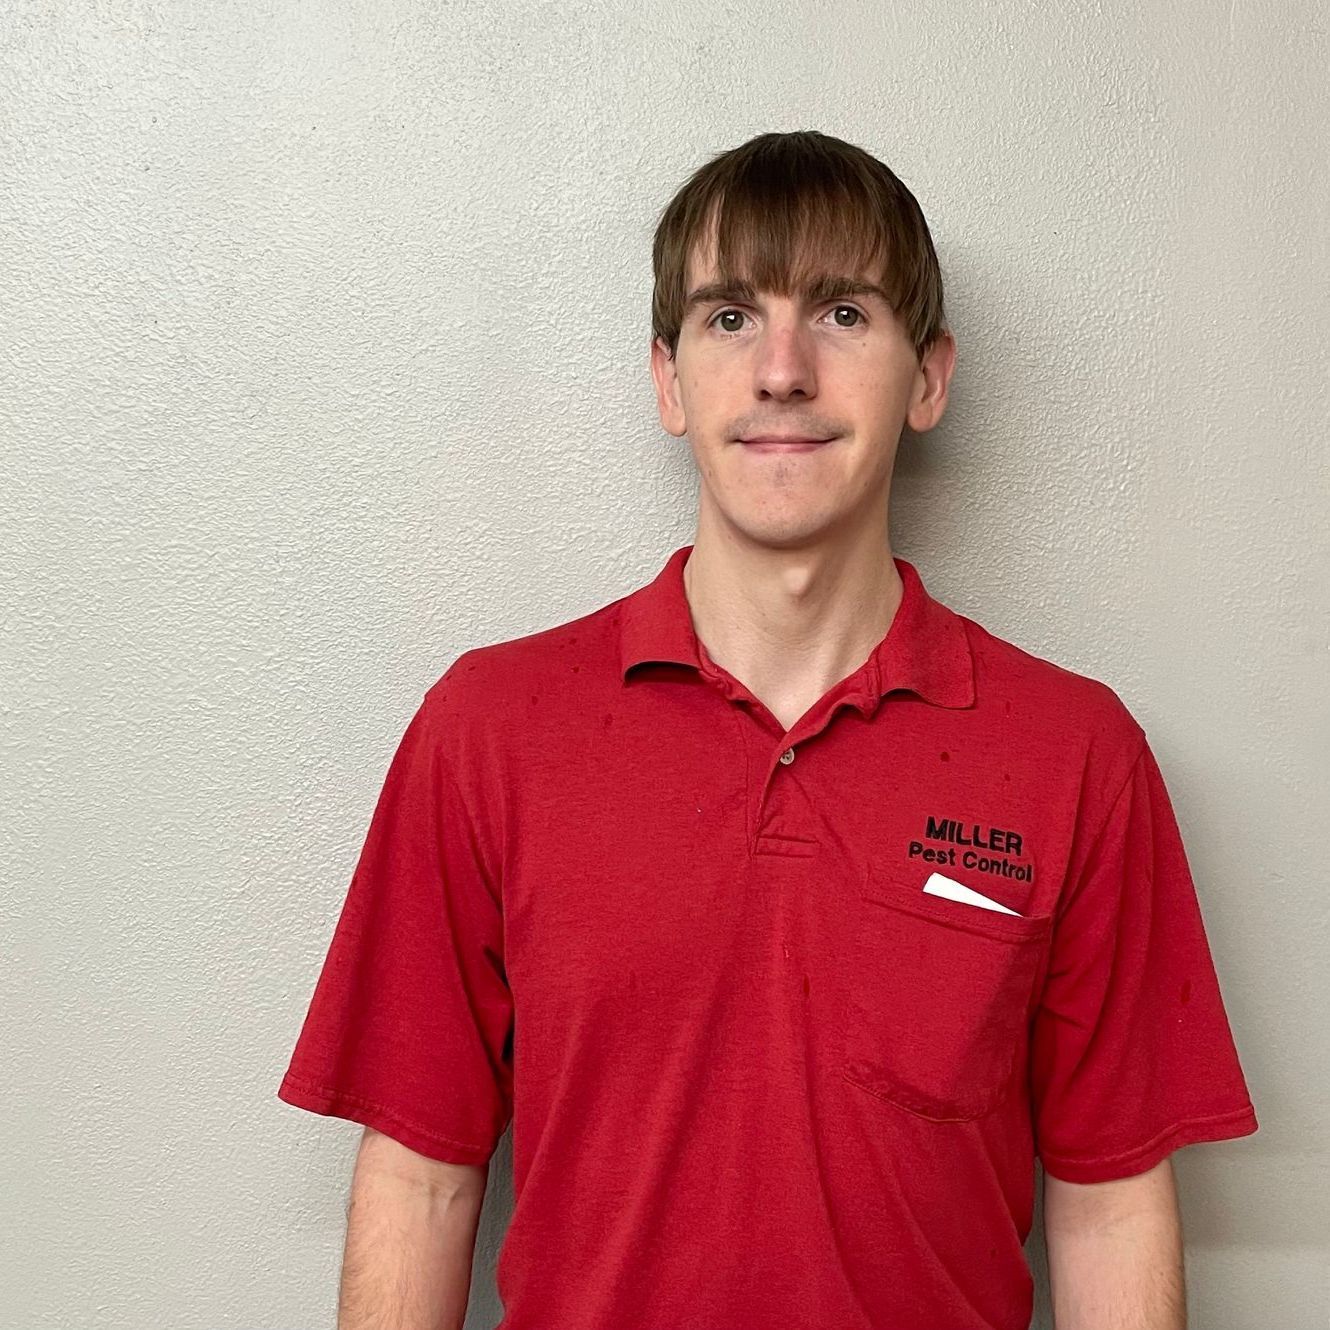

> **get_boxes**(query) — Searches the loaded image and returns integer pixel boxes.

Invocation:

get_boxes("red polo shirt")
[278,544,1258,1330]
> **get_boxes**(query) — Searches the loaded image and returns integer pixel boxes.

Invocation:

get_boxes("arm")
[337,1126,490,1330]
[1043,1157,1186,1330]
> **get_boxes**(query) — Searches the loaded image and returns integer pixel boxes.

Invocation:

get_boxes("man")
[277,131,1259,1330]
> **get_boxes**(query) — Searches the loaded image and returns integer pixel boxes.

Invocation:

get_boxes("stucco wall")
[2,2,1325,1326]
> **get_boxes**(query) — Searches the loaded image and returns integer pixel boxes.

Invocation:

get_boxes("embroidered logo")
[906,815,1034,883]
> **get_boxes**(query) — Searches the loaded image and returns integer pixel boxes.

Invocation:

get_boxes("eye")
[828,303,866,328]
[706,303,868,335]
[710,308,749,335]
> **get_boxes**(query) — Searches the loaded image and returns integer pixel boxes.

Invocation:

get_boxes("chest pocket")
[842,868,1053,1122]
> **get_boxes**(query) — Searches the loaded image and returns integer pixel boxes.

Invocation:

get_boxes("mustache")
[731,423,841,440]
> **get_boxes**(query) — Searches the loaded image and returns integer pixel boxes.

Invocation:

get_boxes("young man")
[277,131,1259,1330]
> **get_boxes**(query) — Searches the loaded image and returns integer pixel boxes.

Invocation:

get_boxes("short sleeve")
[276,691,513,1166]
[1029,735,1259,1183]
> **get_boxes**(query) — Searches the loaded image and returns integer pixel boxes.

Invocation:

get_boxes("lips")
[741,436,831,445]
[738,435,835,452]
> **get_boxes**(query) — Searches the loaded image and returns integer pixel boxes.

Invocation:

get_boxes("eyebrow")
[682,274,893,320]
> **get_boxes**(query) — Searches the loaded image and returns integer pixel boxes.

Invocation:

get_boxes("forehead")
[684,231,880,289]
[682,253,895,321]
[681,218,893,319]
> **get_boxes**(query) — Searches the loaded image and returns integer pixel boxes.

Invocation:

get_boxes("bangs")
[696,169,894,308]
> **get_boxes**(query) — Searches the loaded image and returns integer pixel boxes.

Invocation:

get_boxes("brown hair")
[651,131,947,364]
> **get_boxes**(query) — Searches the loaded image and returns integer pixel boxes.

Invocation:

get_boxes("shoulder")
[958,609,1147,778]
[415,590,626,751]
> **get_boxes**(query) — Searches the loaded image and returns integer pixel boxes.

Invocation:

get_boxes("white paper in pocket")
[921,871,1022,916]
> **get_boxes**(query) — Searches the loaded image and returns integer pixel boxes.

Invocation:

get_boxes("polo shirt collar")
[618,544,975,711]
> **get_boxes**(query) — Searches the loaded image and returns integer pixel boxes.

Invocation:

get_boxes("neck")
[681,522,904,728]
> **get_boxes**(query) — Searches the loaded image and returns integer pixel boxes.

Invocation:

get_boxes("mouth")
[738,435,836,451]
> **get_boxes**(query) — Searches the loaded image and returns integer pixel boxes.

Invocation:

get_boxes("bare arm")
[1043,1157,1186,1330]
[337,1126,490,1330]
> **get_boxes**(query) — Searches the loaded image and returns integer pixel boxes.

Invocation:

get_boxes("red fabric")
[1028,739,1258,1182]
[278,544,1258,1330]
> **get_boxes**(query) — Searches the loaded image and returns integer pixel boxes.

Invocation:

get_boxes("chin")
[723,512,838,550]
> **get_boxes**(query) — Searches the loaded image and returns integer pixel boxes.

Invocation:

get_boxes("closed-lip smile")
[740,435,834,446]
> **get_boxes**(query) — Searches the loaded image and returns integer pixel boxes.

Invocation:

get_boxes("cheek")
[682,366,728,405]
[843,367,901,404]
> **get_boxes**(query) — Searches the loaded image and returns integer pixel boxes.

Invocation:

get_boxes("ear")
[650,334,687,437]
[904,329,957,434]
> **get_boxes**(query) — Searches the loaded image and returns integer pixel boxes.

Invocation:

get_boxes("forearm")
[1043,1159,1185,1330]
[338,1137,489,1330]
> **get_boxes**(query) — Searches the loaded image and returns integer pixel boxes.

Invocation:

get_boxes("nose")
[752,313,817,402]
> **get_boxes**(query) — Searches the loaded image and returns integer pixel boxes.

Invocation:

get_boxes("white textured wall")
[3,2,1326,1326]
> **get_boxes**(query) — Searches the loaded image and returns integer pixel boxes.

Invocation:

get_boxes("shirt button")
[779,747,795,765]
